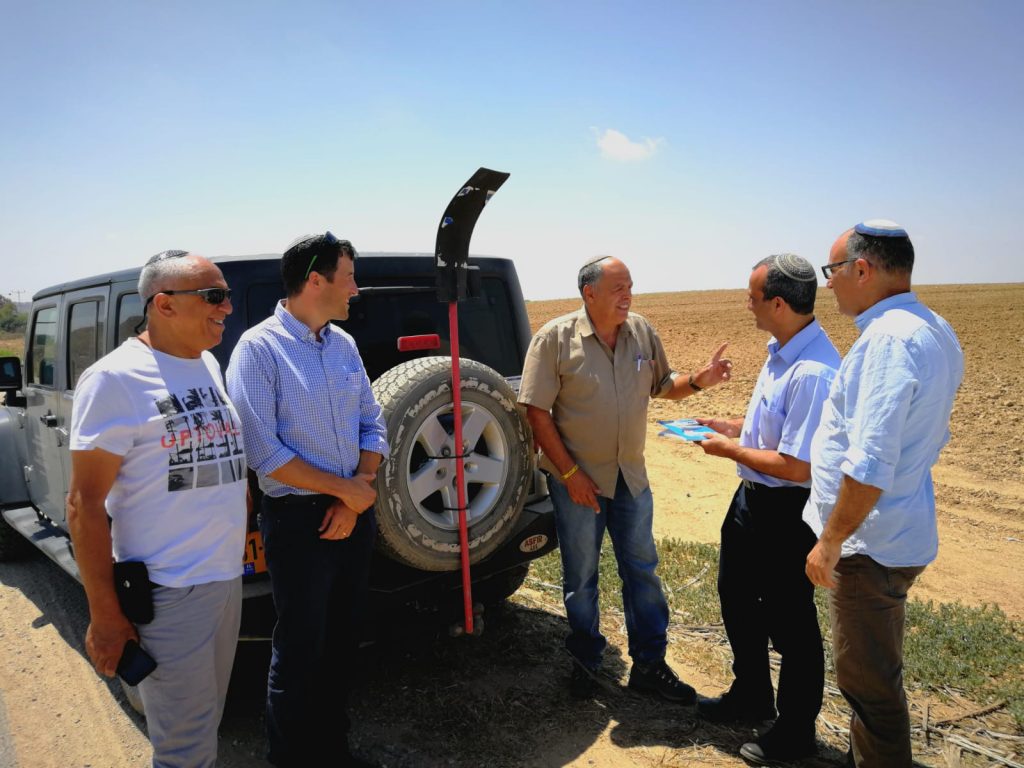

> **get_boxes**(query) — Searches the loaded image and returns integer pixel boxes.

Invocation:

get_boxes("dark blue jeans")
[549,471,669,669]
[260,494,376,767]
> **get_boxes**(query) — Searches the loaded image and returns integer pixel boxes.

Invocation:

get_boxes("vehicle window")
[117,293,144,344]
[345,277,521,379]
[29,306,58,387]
[68,300,104,389]
[245,276,522,378]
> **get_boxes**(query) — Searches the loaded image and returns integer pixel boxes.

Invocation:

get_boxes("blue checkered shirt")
[226,301,389,498]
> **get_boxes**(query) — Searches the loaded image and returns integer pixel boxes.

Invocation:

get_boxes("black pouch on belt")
[112,561,154,624]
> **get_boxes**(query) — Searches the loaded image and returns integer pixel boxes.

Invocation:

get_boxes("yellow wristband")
[561,464,580,481]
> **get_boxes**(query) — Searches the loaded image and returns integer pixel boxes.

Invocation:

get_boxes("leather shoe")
[739,727,816,765]
[697,691,776,724]
[627,659,696,704]
[569,663,597,699]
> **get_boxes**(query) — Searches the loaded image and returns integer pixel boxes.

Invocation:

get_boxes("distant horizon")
[7,276,1021,311]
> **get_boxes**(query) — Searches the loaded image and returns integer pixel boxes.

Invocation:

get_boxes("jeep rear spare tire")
[372,357,532,572]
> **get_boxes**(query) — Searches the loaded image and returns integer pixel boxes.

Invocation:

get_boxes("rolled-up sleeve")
[840,335,918,491]
[519,331,559,410]
[357,366,389,457]
[226,339,297,476]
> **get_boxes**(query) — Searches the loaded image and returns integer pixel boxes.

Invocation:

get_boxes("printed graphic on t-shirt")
[155,386,244,493]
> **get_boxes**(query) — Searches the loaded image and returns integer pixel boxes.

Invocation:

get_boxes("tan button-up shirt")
[519,307,675,498]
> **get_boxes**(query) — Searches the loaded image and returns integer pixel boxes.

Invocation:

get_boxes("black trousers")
[718,480,823,737]
[261,493,377,767]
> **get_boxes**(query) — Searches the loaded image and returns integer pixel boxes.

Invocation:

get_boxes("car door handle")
[39,413,58,427]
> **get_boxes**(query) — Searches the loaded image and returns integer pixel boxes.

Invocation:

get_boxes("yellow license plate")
[243,530,267,576]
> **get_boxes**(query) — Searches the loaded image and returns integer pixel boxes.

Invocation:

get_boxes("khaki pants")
[830,554,925,768]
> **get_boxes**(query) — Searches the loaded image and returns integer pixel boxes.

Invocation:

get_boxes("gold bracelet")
[561,464,580,481]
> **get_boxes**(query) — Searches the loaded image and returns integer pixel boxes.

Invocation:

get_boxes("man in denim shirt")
[805,221,963,768]
[227,233,388,768]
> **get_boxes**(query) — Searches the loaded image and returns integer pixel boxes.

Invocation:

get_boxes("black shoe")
[697,691,776,724]
[627,659,697,704]
[569,663,598,699]
[739,727,816,765]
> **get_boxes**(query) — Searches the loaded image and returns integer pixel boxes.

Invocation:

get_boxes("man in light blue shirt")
[694,254,839,765]
[805,220,963,768]
[227,232,388,768]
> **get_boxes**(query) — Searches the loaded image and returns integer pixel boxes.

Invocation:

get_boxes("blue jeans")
[260,494,376,767]
[549,471,669,669]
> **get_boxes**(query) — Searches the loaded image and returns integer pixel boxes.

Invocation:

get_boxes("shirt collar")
[854,291,918,332]
[576,305,633,338]
[768,318,824,364]
[275,300,332,344]
[576,306,596,337]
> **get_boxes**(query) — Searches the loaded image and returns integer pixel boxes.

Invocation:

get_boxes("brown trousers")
[830,554,925,768]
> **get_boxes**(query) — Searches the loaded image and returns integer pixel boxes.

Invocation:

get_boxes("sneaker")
[627,659,697,704]
[569,663,598,699]
[697,690,776,724]
[739,726,816,765]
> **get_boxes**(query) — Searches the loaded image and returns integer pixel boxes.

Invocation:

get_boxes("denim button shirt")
[804,292,964,567]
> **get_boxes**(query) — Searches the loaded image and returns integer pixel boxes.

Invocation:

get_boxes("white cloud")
[593,128,664,162]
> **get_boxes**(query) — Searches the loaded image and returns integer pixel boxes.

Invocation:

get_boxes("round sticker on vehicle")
[519,534,548,554]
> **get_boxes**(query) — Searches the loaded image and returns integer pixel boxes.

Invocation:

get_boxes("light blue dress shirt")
[738,319,841,488]
[803,292,964,567]
[226,302,389,498]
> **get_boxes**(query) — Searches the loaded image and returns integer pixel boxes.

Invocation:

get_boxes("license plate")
[243,530,267,576]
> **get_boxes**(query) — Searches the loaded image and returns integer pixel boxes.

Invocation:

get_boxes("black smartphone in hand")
[117,639,157,685]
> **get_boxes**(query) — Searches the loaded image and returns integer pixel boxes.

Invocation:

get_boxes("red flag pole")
[448,301,474,634]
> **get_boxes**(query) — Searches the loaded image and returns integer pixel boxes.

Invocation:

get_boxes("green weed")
[532,538,1024,728]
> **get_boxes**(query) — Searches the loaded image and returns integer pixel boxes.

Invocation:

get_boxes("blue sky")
[2,0,1022,301]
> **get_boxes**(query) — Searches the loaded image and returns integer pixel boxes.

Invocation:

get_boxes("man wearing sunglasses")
[804,221,963,767]
[227,232,388,768]
[68,250,247,767]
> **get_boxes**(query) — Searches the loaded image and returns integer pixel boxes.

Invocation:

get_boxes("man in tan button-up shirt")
[519,255,732,701]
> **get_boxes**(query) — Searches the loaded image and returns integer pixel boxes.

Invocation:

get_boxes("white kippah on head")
[854,219,908,237]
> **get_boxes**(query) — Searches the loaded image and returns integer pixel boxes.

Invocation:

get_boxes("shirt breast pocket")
[638,357,654,395]
[757,396,786,449]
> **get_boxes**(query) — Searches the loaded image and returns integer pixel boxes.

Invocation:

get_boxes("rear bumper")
[239,495,557,639]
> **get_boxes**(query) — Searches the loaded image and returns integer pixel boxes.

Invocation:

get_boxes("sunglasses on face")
[158,287,233,304]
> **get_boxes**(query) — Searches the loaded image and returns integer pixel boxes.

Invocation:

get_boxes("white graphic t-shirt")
[70,338,247,587]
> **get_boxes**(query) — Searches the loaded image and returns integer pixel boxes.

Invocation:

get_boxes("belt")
[740,479,807,493]
[264,492,335,508]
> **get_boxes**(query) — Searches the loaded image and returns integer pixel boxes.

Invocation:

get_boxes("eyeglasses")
[304,231,357,279]
[820,258,859,279]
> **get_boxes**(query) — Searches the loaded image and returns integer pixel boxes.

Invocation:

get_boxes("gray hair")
[847,231,915,276]
[753,253,817,315]
[138,250,194,301]
[578,255,612,296]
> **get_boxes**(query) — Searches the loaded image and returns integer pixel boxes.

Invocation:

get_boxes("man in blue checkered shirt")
[227,232,388,768]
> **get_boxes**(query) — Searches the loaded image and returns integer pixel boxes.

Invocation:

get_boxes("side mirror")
[0,356,23,390]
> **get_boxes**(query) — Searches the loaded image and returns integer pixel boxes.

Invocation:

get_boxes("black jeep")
[0,252,557,640]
